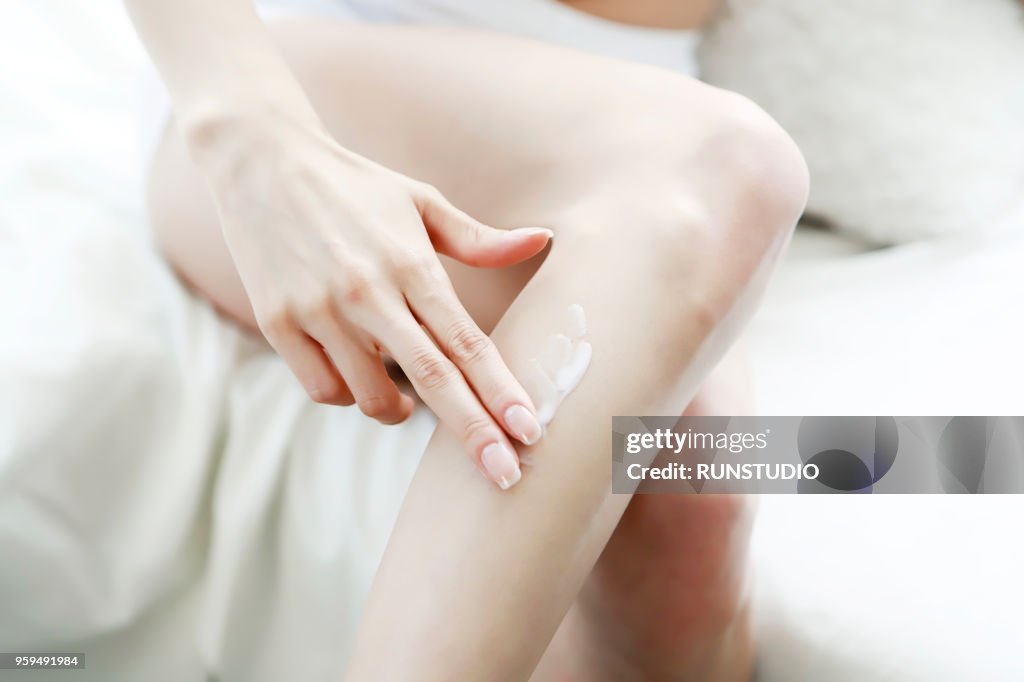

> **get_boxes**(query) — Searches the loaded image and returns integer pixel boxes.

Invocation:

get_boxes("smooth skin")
[136,5,810,681]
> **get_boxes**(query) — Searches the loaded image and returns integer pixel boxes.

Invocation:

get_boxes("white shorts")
[254,0,701,74]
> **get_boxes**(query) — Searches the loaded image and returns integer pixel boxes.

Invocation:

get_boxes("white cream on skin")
[524,303,592,431]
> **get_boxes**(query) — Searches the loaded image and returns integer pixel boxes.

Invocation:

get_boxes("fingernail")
[504,404,543,446]
[482,442,522,491]
[514,226,554,240]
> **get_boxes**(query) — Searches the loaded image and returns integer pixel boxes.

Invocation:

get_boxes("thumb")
[417,187,552,268]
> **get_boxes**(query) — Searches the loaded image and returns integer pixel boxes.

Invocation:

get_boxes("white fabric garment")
[258,0,702,74]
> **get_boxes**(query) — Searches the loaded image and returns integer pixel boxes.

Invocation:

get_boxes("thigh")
[148,19,720,332]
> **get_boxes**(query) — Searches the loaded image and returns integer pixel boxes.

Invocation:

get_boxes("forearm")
[123,0,319,135]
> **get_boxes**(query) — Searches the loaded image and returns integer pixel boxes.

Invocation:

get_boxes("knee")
[691,90,811,235]
[595,84,809,246]
[558,88,809,331]
[640,88,807,273]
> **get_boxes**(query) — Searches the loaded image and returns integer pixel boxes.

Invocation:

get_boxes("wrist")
[180,94,324,173]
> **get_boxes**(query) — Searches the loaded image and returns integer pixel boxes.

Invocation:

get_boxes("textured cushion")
[700,0,1024,244]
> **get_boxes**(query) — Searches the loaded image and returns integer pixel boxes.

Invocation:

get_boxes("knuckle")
[306,385,330,403]
[417,182,443,203]
[291,291,335,326]
[460,415,495,445]
[445,321,493,366]
[256,307,293,342]
[305,374,350,401]
[358,394,397,420]
[391,250,438,283]
[410,348,458,390]
[460,218,484,245]
[307,382,344,405]
[335,266,378,307]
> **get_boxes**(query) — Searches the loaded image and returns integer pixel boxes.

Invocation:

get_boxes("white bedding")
[1,2,1022,680]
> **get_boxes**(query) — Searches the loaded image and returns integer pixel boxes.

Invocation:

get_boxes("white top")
[258,0,701,75]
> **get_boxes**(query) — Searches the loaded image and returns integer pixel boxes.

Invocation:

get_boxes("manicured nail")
[514,226,554,240]
[505,404,543,446]
[482,442,522,490]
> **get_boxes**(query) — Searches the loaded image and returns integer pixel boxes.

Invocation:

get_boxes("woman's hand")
[122,0,543,487]
[188,107,547,489]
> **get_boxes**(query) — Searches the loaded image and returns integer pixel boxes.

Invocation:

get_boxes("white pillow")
[700,0,1024,244]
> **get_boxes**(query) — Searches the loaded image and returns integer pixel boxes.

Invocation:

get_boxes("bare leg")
[147,21,806,680]
[535,351,759,681]
[346,178,801,679]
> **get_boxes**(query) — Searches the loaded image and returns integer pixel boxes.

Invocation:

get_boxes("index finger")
[405,285,543,448]
[387,322,524,490]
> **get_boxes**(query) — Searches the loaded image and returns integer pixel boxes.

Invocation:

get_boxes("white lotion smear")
[538,334,573,375]
[525,304,593,429]
[554,341,592,393]
[529,359,560,425]
[567,303,587,338]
